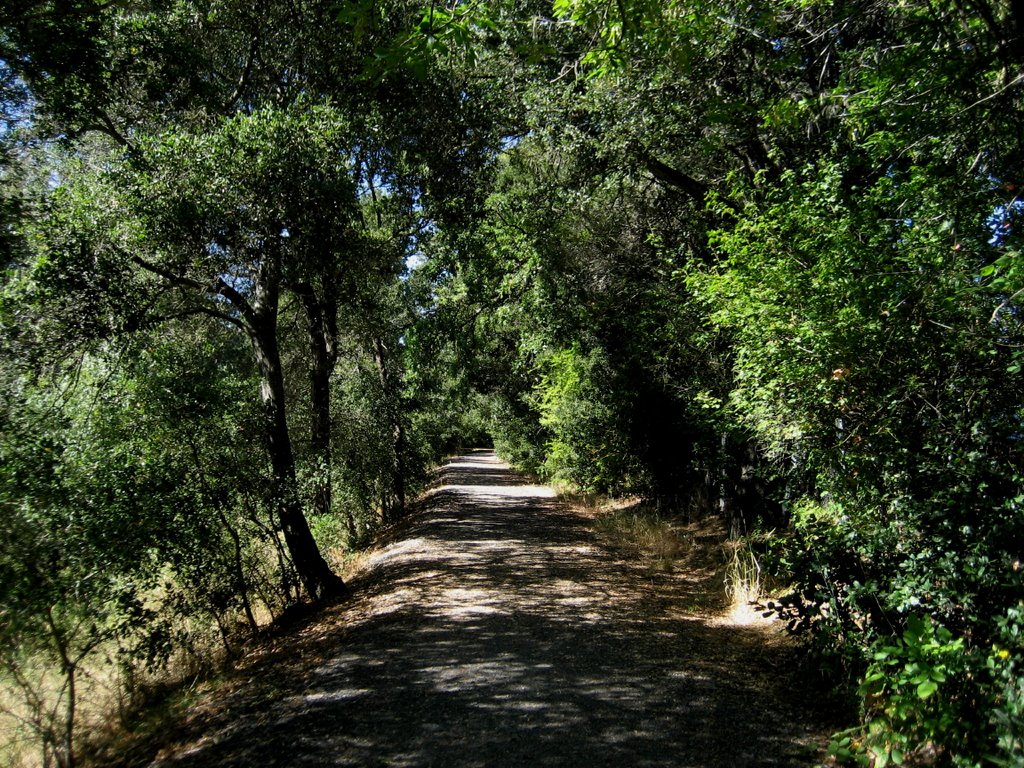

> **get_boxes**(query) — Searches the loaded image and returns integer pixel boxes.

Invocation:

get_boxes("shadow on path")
[145,450,840,767]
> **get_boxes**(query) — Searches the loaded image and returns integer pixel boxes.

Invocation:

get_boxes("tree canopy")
[2,1,1023,766]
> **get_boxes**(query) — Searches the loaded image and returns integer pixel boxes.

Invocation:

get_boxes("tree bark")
[298,283,337,521]
[131,240,346,602]
[188,438,260,635]
[251,320,346,601]
[249,258,345,603]
[44,606,75,768]
[642,154,711,201]
[373,336,407,521]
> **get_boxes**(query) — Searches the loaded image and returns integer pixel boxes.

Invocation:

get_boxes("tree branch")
[224,34,260,111]
[991,285,1024,324]
[129,253,258,329]
[641,154,711,201]
[141,306,247,332]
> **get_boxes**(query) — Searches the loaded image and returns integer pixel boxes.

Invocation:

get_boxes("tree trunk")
[220,509,259,635]
[130,239,345,602]
[44,607,75,768]
[300,288,337,521]
[250,278,346,602]
[189,439,260,635]
[373,336,407,521]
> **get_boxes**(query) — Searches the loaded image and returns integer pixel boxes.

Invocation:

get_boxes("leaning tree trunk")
[250,277,346,602]
[130,242,345,602]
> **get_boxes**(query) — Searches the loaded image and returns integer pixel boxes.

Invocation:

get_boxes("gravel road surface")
[140,450,841,767]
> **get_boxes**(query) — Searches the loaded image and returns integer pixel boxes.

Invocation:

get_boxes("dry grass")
[566,492,714,569]
[0,591,285,768]
[328,547,374,583]
[592,505,689,574]
[78,544,385,768]
[721,539,769,626]
[565,491,786,630]
[723,539,763,608]
[0,648,142,768]
[79,667,215,768]
[0,714,38,768]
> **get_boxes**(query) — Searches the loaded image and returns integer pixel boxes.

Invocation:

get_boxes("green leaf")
[917,679,939,699]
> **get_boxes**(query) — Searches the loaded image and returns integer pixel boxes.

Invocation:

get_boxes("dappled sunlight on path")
[145,450,839,768]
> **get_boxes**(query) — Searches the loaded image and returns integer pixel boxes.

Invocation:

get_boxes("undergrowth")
[74,539,376,767]
[567,490,796,625]
[591,503,689,574]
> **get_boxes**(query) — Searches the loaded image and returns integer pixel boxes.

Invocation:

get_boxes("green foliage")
[988,604,1024,766]
[367,0,500,78]
[536,345,637,492]
[826,609,1024,767]
[695,153,1023,764]
[0,315,298,761]
[331,349,407,544]
[494,0,1024,763]
[1,0,510,761]
[4,0,1024,763]
[117,99,359,277]
[859,616,968,766]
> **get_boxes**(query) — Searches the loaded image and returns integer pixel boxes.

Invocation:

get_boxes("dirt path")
[137,450,842,767]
